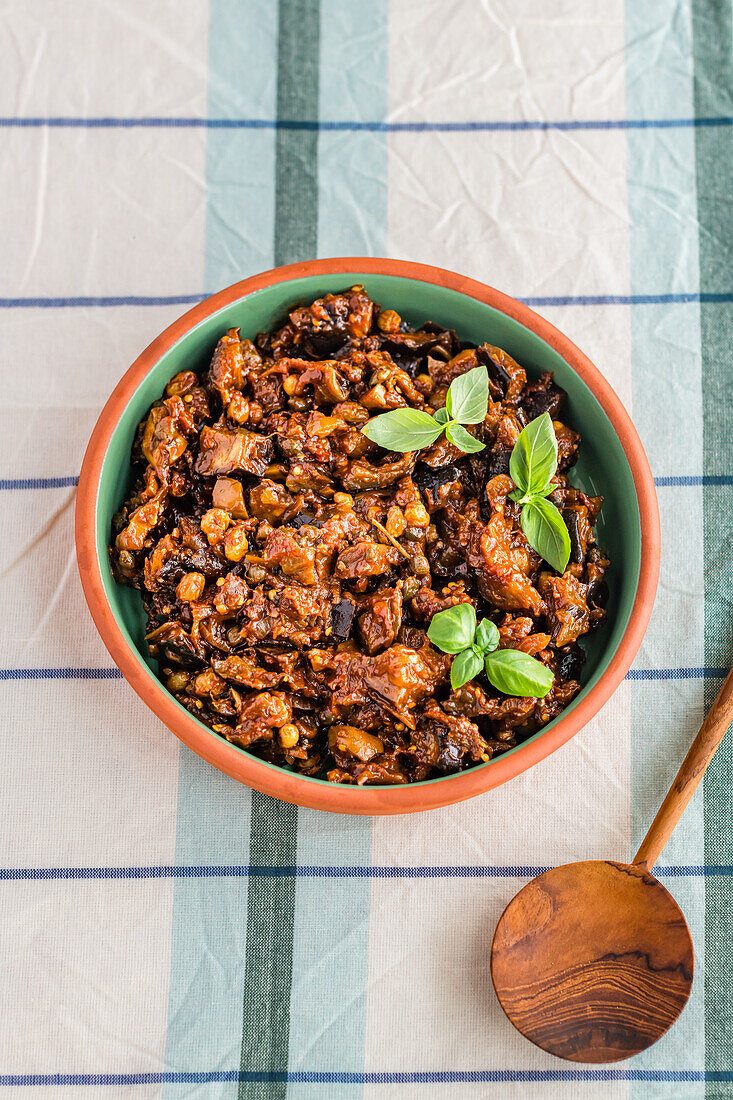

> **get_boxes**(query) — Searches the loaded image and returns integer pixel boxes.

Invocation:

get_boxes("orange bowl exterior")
[75,258,660,814]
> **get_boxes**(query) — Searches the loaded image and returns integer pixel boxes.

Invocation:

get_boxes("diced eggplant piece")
[330,598,355,642]
[413,462,462,492]
[563,508,585,565]
[195,426,273,477]
[555,645,585,682]
[289,512,325,530]
[587,577,609,610]
[477,345,512,396]
[521,378,567,421]
[485,448,511,478]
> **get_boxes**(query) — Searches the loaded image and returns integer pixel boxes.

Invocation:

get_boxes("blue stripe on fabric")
[2,865,732,881]
[1,475,731,490]
[0,667,724,682]
[0,476,79,489]
[626,667,727,680]
[522,292,733,305]
[0,1070,729,1085]
[0,295,205,308]
[655,475,733,486]
[1,115,732,131]
[0,292,731,308]
[0,668,122,681]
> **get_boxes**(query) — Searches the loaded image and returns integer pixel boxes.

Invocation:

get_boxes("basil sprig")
[361,366,488,454]
[508,412,571,573]
[427,602,554,696]
[361,364,571,571]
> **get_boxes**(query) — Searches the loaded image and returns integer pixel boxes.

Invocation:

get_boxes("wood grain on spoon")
[491,860,693,1062]
[491,663,733,1062]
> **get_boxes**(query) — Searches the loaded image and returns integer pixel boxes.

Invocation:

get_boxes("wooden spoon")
[490,664,733,1063]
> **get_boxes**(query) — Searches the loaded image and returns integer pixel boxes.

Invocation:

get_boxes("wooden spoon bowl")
[490,664,733,1062]
[491,859,693,1062]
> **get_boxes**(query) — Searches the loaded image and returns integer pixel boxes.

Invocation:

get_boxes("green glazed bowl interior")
[95,272,641,790]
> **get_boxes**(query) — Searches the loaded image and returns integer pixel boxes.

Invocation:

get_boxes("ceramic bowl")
[75,258,659,814]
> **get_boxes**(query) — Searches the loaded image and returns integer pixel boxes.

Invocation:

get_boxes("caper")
[402,576,420,599]
[410,554,430,576]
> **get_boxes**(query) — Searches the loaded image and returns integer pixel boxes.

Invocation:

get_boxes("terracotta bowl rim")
[75,257,660,815]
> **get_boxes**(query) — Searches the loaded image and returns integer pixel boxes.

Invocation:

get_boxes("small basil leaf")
[520,496,571,573]
[445,422,485,453]
[484,649,554,698]
[433,406,451,425]
[475,618,499,653]
[427,602,477,654]
[509,412,557,496]
[445,365,490,424]
[361,408,444,452]
[450,647,484,690]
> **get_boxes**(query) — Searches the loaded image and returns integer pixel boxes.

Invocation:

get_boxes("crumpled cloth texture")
[0,1,731,1098]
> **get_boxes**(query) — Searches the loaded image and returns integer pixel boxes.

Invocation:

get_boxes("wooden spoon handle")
[634,664,733,870]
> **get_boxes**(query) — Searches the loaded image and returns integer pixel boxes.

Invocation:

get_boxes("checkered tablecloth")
[1,1,731,1097]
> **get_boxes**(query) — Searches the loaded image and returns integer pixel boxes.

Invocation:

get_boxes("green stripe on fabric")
[239,795,298,1100]
[282,5,388,1094]
[205,1,277,288]
[316,0,387,258]
[693,0,733,1094]
[163,6,278,1098]
[625,1,706,1091]
[239,4,320,1097]
[273,0,321,266]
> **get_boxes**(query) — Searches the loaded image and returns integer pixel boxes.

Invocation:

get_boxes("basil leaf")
[484,649,554,698]
[427,602,477,653]
[445,366,489,424]
[445,422,485,453]
[509,412,557,496]
[520,496,571,573]
[361,408,444,452]
[475,618,499,653]
[433,406,451,425]
[450,647,484,690]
